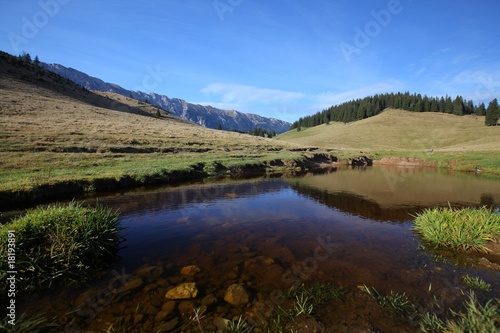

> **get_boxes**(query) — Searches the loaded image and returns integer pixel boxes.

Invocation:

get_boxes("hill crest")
[280,108,499,152]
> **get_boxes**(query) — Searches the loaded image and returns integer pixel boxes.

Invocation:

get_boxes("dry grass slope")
[279,109,499,151]
[0,57,311,203]
[279,109,500,174]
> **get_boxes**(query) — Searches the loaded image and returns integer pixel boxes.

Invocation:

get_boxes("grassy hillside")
[279,109,500,173]
[0,55,313,205]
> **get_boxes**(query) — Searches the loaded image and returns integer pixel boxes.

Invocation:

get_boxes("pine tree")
[485,98,499,126]
[452,96,464,116]
[476,103,486,116]
[444,96,454,114]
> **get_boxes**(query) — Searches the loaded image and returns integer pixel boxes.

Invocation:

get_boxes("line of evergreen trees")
[249,127,277,138]
[290,92,499,130]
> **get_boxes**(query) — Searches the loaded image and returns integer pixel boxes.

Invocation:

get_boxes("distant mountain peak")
[40,62,291,133]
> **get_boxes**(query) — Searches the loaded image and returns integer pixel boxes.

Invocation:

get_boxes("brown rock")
[180,265,201,276]
[162,301,176,315]
[224,284,250,307]
[201,294,217,306]
[154,317,179,332]
[122,277,143,293]
[165,282,198,299]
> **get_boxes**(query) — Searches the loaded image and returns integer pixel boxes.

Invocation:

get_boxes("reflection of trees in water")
[289,182,417,222]
[289,183,497,222]
[480,193,495,206]
[480,193,500,213]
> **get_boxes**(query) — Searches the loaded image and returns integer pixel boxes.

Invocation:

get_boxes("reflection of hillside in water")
[80,178,289,215]
[290,183,424,221]
[289,167,500,222]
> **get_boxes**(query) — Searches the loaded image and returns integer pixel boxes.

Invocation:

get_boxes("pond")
[11,166,500,332]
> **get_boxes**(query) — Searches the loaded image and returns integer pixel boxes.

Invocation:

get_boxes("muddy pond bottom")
[18,167,500,332]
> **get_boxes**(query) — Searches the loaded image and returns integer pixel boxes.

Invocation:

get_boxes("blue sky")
[1,0,500,122]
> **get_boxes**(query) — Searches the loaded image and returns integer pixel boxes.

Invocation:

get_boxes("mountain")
[40,63,291,134]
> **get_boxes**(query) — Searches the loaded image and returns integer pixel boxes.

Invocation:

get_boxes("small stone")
[136,265,156,277]
[165,282,198,299]
[178,300,195,314]
[154,317,179,332]
[180,265,201,276]
[143,283,159,292]
[213,317,230,331]
[264,258,275,265]
[162,301,176,315]
[224,284,250,307]
[135,264,164,282]
[143,303,159,316]
[155,310,169,323]
[201,294,217,306]
[133,314,144,325]
[122,278,143,293]
[74,288,98,307]
[204,323,218,332]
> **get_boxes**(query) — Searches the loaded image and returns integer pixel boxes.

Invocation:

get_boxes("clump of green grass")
[461,275,492,292]
[413,206,500,252]
[0,202,122,293]
[420,291,499,333]
[0,313,60,333]
[361,285,417,321]
[285,282,348,304]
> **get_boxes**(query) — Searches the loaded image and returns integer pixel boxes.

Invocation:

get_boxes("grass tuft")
[0,313,60,333]
[461,275,492,291]
[413,206,500,252]
[0,202,122,293]
[361,285,417,320]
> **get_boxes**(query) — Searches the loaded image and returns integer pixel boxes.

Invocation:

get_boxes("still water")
[16,167,500,332]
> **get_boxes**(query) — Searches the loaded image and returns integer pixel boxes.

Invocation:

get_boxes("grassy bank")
[413,206,500,252]
[0,203,121,293]
[0,150,316,209]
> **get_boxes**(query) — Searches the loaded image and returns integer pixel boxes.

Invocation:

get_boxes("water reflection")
[289,167,500,221]
[15,167,500,332]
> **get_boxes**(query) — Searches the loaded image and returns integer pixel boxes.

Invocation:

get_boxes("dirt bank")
[373,156,438,167]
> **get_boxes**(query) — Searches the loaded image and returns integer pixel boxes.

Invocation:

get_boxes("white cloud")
[201,83,306,104]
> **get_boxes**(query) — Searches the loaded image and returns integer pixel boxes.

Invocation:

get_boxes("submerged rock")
[201,294,217,306]
[180,265,201,276]
[122,277,143,292]
[224,284,250,307]
[154,317,179,332]
[165,282,198,299]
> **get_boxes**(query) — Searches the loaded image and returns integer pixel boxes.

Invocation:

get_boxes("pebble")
[180,265,201,276]
[201,294,218,306]
[154,317,179,332]
[122,278,143,293]
[178,300,195,314]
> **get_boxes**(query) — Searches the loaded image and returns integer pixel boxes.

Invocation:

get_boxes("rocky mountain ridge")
[40,63,291,133]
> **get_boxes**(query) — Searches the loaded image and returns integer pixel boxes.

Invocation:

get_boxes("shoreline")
[2,152,498,211]
[0,152,339,210]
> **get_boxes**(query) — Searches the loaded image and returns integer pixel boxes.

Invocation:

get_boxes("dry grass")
[0,63,303,194]
[280,109,499,152]
[279,109,500,173]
